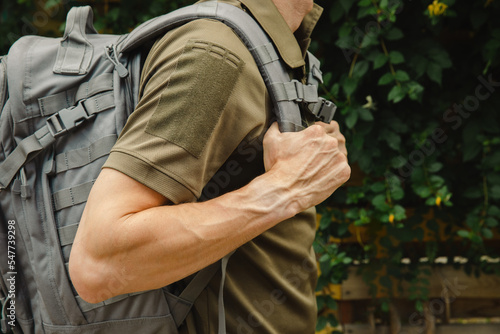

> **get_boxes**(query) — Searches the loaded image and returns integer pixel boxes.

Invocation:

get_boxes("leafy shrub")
[313,0,500,331]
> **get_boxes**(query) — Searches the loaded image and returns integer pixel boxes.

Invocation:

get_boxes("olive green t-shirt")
[103,0,323,333]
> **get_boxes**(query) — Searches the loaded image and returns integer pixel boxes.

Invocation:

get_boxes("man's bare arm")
[69,122,350,303]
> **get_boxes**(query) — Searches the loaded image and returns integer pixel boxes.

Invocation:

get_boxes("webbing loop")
[196,0,218,16]
[52,180,95,211]
[53,6,97,75]
[58,223,79,247]
[271,80,318,103]
[38,73,114,117]
[54,135,117,174]
[251,43,279,65]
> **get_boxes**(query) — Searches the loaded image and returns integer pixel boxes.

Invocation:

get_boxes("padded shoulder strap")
[118,1,304,133]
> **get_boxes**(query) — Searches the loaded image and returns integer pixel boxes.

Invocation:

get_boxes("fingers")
[314,120,339,134]
[263,121,348,161]
[262,121,351,211]
[314,121,347,156]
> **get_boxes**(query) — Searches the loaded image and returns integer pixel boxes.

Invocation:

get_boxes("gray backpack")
[0,1,335,333]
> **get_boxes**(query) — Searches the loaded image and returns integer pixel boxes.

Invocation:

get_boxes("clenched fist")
[263,121,351,213]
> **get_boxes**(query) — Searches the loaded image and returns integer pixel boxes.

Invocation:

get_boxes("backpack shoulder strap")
[117,1,307,132]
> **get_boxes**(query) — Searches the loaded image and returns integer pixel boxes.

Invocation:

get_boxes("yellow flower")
[389,214,395,224]
[435,196,442,207]
[428,0,448,16]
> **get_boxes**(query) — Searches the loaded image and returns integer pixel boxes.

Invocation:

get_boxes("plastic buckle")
[308,97,337,123]
[46,100,93,138]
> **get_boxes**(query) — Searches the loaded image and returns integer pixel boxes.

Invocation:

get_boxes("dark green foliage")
[312,0,500,330]
[0,0,192,54]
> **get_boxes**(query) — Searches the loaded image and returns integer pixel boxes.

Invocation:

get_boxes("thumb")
[266,122,280,134]
[263,122,281,172]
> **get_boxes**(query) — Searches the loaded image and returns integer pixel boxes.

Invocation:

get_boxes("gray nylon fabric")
[271,80,319,103]
[57,224,79,247]
[52,180,95,211]
[54,135,117,173]
[0,1,329,333]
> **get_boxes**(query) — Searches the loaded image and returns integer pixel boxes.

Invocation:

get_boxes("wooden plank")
[449,298,500,319]
[343,324,500,334]
[332,265,500,300]
[324,298,500,327]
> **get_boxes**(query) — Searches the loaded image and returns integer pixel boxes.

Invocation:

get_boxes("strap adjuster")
[308,97,337,123]
[46,100,94,138]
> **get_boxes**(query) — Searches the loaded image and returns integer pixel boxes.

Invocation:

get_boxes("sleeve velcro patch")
[145,39,245,158]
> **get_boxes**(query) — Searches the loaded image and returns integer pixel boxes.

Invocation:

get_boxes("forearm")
[70,168,296,303]
[70,122,350,303]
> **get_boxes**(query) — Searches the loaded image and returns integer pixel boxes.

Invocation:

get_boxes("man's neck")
[271,0,313,32]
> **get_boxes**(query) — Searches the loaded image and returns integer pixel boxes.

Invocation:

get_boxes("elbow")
[69,241,122,304]
[69,248,104,304]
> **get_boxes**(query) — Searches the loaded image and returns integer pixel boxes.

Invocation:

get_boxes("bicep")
[79,168,170,234]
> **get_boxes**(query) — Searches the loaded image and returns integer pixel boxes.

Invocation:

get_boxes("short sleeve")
[103,19,270,203]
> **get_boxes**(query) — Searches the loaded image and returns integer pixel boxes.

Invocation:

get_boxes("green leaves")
[408,42,452,85]
[345,108,359,129]
[388,86,405,103]
[343,77,358,96]
[389,51,405,64]
[378,72,394,85]
[394,70,410,82]
[378,71,409,85]
[374,53,389,69]
[313,0,500,327]
[385,27,404,41]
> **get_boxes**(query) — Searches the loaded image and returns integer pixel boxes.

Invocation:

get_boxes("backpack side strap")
[0,94,114,191]
[167,252,233,333]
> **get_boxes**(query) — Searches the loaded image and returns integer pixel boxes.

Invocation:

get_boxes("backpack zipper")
[105,44,129,78]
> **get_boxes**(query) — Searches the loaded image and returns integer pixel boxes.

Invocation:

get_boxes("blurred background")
[2,0,499,333]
